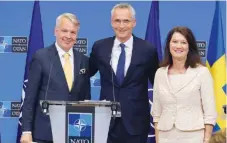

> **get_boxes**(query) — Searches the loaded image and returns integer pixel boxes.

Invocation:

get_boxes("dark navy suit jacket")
[22,44,90,141]
[89,36,159,135]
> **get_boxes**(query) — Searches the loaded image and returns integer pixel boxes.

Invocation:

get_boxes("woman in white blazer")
[152,26,217,143]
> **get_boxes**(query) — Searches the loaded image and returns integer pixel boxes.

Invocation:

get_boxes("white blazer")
[151,65,217,131]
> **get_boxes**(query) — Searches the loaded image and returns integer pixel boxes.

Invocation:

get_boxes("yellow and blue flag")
[206,1,226,132]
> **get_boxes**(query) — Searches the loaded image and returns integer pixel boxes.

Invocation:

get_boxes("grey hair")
[111,3,136,19]
[56,13,80,28]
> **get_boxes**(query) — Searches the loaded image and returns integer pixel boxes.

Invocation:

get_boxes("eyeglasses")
[113,19,133,25]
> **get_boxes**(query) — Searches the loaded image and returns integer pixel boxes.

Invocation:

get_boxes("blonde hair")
[209,128,226,143]
[56,13,80,28]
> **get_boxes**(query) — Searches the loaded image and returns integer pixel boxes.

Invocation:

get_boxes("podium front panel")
[94,107,111,143]
[48,102,112,143]
[49,105,66,143]
[66,106,95,143]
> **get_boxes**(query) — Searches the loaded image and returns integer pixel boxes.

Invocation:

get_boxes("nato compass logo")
[68,113,92,143]
[74,119,87,132]
[0,102,8,117]
[90,73,100,87]
[0,37,11,53]
[0,36,28,53]
[0,101,21,118]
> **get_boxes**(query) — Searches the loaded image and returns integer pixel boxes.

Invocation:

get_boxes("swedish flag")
[206,1,226,132]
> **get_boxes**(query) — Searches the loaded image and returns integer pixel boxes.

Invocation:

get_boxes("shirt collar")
[114,35,133,48]
[55,42,73,57]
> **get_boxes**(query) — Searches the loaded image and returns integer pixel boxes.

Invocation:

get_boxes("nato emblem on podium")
[68,113,93,143]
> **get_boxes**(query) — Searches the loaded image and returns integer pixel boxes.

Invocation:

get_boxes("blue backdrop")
[0,1,225,143]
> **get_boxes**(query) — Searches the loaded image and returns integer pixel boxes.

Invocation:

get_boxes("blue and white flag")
[16,1,44,142]
[145,1,162,143]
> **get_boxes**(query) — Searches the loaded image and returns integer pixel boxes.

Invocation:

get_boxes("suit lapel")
[165,66,198,94]
[49,45,69,92]
[106,38,114,72]
[72,49,81,89]
[105,37,119,86]
[164,66,174,94]
[122,36,140,85]
[174,67,198,94]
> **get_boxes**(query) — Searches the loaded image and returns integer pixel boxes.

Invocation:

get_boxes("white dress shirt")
[111,36,133,76]
[55,42,74,81]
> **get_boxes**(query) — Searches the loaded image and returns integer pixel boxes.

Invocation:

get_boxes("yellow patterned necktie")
[63,53,73,91]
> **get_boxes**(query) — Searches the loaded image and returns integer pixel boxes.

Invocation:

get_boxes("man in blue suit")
[89,3,159,143]
[21,13,90,143]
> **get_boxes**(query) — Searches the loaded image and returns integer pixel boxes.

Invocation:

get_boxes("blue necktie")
[116,43,126,85]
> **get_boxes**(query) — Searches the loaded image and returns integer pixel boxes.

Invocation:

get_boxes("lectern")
[40,100,120,143]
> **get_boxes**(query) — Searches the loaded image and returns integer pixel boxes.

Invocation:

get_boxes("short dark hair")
[160,26,203,68]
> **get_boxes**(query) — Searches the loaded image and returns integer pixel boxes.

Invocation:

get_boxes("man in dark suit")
[89,3,159,143]
[20,13,90,143]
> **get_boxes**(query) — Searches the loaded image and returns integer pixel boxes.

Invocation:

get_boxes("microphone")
[109,54,118,118]
[42,51,58,114]
[41,100,49,114]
